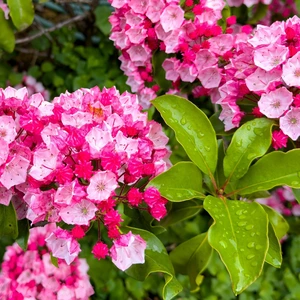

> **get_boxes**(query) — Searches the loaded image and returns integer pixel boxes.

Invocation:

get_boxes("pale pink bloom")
[146,0,165,23]
[280,107,300,140]
[258,87,293,118]
[57,286,75,300]
[29,143,59,180]
[292,204,300,216]
[115,131,139,157]
[0,116,17,144]
[162,58,180,81]
[245,67,282,92]
[147,121,169,149]
[127,45,150,62]
[29,93,54,116]
[0,187,13,206]
[226,0,243,6]
[54,181,76,206]
[254,43,289,71]
[177,63,198,82]
[0,138,8,166]
[219,102,244,131]
[59,199,97,225]
[128,0,149,14]
[110,231,147,271]
[249,24,284,47]
[195,50,218,72]
[160,4,184,33]
[110,31,130,49]
[209,34,234,55]
[87,170,118,201]
[0,155,30,189]
[282,186,295,201]
[2,86,28,100]
[164,29,181,53]
[139,87,157,109]
[124,11,144,27]
[204,0,225,10]
[111,0,128,8]
[46,228,81,265]
[126,27,147,44]
[61,111,93,128]
[85,126,113,155]
[198,67,221,89]
[282,51,300,87]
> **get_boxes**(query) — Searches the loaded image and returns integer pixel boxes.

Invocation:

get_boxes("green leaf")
[0,10,15,52]
[147,162,204,202]
[292,188,300,204]
[7,0,34,31]
[223,118,273,182]
[203,196,269,295]
[235,150,300,195]
[152,95,218,176]
[51,253,59,268]
[215,139,226,188]
[16,219,30,250]
[95,5,112,35]
[265,223,282,268]
[248,3,268,24]
[0,202,18,239]
[170,232,213,292]
[262,205,289,240]
[124,227,182,300]
[158,200,202,227]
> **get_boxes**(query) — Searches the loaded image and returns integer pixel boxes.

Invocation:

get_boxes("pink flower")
[0,116,17,144]
[258,87,293,118]
[282,51,300,87]
[272,130,288,150]
[160,4,184,33]
[87,170,118,201]
[59,199,97,225]
[110,231,147,271]
[92,242,109,260]
[280,107,300,140]
[45,227,81,265]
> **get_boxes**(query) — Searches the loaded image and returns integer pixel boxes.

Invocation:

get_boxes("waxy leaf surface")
[147,162,204,201]
[204,196,268,295]
[236,150,300,195]
[170,232,212,291]
[0,11,15,52]
[0,202,18,239]
[152,95,218,176]
[223,118,273,182]
[7,0,34,30]
[265,223,282,268]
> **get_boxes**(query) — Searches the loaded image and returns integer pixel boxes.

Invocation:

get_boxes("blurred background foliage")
[0,0,299,299]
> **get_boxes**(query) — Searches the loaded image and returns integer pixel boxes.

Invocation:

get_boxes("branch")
[15,12,89,45]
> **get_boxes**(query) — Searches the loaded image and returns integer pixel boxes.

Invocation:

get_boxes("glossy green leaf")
[223,118,273,182]
[262,205,289,240]
[248,3,268,24]
[0,10,15,52]
[215,140,226,188]
[7,0,34,31]
[265,223,282,268]
[124,227,182,300]
[147,162,204,201]
[159,200,202,227]
[292,188,300,204]
[152,95,218,176]
[170,232,213,292]
[95,5,112,35]
[16,219,30,250]
[203,196,269,295]
[0,202,18,239]
[235,150,300,195]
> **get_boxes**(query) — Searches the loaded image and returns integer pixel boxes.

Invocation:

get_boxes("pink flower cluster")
[14,75,50,101]
[0,85,170,267]
[0,0,9,19]
[256,186,300,217]
[109,0,227,108]
[215,15,300,146]
[0,224,94,300]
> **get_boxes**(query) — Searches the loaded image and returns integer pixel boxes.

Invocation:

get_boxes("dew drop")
[205,146,211,152]
[240,248,245,252]
[247,254,255,260]
[291,181,299,185]
[252,121,256,126]
[238,221,247,227]
[246,224,254,230]
[251,261,258,267]
[220,241,227,248]
[247,125,251,131]
[247,153,256,160]
[239,215,246,220]
[236,209,243,216]
[236,140,243,147]
[180,118,187,125]
[251,232,256,237]
[198,131,204,138]
[255,244,262,250]
[247,242,255,248]
[256,232,260,236]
